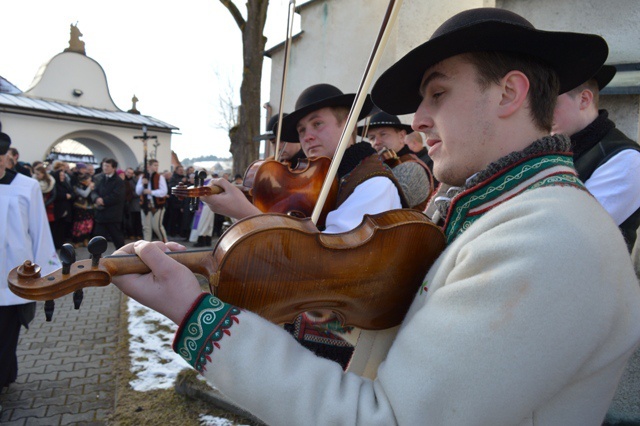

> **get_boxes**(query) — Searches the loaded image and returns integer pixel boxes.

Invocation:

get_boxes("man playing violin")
[202,83,406,234]
[360,110,433,209]
[111,8,640,424]
[202,84,407,367]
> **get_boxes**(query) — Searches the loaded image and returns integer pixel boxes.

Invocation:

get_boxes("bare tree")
[214,71,239,132]
[219,0,269,175]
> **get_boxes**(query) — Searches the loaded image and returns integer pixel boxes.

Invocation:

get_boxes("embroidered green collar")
[443,136,586,244]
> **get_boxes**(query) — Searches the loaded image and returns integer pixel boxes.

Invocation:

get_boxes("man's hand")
[95,197,104,206]
[111,241,203,324]
[201,178,261,220]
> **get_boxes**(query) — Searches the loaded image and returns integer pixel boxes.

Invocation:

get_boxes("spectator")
[33,165,56,224]
[50,162,74,249]
[93,158,126,249]
[6,147,32,177]
[136,159,168,242]
[72,173,95,247]
[123,168,143,240]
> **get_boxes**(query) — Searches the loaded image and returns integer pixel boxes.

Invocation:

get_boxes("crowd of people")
[6,151,233,251]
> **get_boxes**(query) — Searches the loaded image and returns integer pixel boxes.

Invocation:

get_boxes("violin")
[174,157,338,227]
[9,210,445,330]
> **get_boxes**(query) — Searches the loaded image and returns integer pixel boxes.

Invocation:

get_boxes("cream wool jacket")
[183,185,640,425]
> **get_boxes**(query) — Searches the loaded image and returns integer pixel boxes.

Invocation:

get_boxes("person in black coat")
[51,164,75,248]
[92,158,125,249]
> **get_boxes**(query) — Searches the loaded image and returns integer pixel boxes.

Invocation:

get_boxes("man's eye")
[433,92,443,100]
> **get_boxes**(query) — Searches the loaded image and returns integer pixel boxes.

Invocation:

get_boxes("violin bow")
[273,0,296,162]
[311,0,403,225]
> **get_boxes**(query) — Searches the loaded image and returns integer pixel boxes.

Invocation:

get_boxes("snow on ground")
[127,298,189,391]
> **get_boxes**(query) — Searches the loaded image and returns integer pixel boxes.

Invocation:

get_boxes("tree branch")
[219,0,246,30]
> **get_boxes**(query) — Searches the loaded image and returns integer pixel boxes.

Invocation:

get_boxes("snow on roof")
[0,92,177,130]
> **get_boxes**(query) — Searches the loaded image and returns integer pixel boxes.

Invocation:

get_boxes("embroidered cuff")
[173,294,241,372]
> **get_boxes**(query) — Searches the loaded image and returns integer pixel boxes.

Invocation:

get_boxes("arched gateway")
[0,24,177,170]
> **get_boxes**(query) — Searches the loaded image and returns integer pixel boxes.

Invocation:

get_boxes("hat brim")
[357,122,413,136]
[253,131,275,142]
[281,94,374,142]
[372,21,608,115]
[594,65,616,90]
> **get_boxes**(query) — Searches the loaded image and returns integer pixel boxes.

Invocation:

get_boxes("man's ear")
[578,89,594,111]
[497,70,530,119]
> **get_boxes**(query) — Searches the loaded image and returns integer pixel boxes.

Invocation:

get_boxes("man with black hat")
[255,114,306,167]
[359,110,433,209]
[552,65,640,252]
[109,8,640,424]
[0,125,60,391]
[202,83,405,235]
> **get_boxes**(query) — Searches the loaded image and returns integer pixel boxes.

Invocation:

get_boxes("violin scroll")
[172,181,224,199]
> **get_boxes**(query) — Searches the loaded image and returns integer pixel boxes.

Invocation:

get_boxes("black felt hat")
[254,115,282,142]
[358,111,413,136]
[372,8,608,115]
[281,84,374,142]
[593,65,616,90]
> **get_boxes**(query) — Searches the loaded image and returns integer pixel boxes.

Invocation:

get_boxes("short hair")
[329,106,357,142]
[52,160,67,171]
[463,51,560,132]
[567,78,600,108]
[7,147,19,156]
[148,159,159,166]
[103,158,118,168]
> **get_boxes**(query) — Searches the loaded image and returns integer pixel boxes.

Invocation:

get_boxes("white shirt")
[323,176,402,234]
[584,150,640,225]
[135,174,168,199]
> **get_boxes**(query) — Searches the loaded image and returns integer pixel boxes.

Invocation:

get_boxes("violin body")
[249,157,338,227]
[174,157,339,228]
[8,210,445,330]
[192,209,444,329]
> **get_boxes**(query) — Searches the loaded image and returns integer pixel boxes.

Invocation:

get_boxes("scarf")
[570,110,615,159]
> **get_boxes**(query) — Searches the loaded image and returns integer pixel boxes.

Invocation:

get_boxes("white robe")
[0,173,61,306]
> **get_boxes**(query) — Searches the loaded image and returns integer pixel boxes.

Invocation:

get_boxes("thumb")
[133,241,180,278]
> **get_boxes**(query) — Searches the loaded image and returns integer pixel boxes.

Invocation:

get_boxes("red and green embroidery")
[173,294,241,372]
[444,154,586,244]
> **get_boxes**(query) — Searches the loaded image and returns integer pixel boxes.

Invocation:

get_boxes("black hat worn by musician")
[280,83,374,142]
[593,64,616,90]
[371,8,608,114]
[254,114,286,142]
[357,111,413,136]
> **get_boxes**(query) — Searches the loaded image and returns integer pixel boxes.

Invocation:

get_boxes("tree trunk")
[221,0,269,176]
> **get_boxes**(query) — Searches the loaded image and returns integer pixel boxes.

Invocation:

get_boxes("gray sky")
[1,0,298,160]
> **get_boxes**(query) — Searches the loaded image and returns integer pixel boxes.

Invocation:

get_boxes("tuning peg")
[59,243,76,274]
[73,289,84,310]
[44,300,55,322]
[87,236,108,267]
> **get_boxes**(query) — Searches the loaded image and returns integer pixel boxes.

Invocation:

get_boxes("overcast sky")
[1,0,299,160]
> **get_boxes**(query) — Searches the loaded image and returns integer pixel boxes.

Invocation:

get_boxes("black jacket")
[93,174,125,223]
